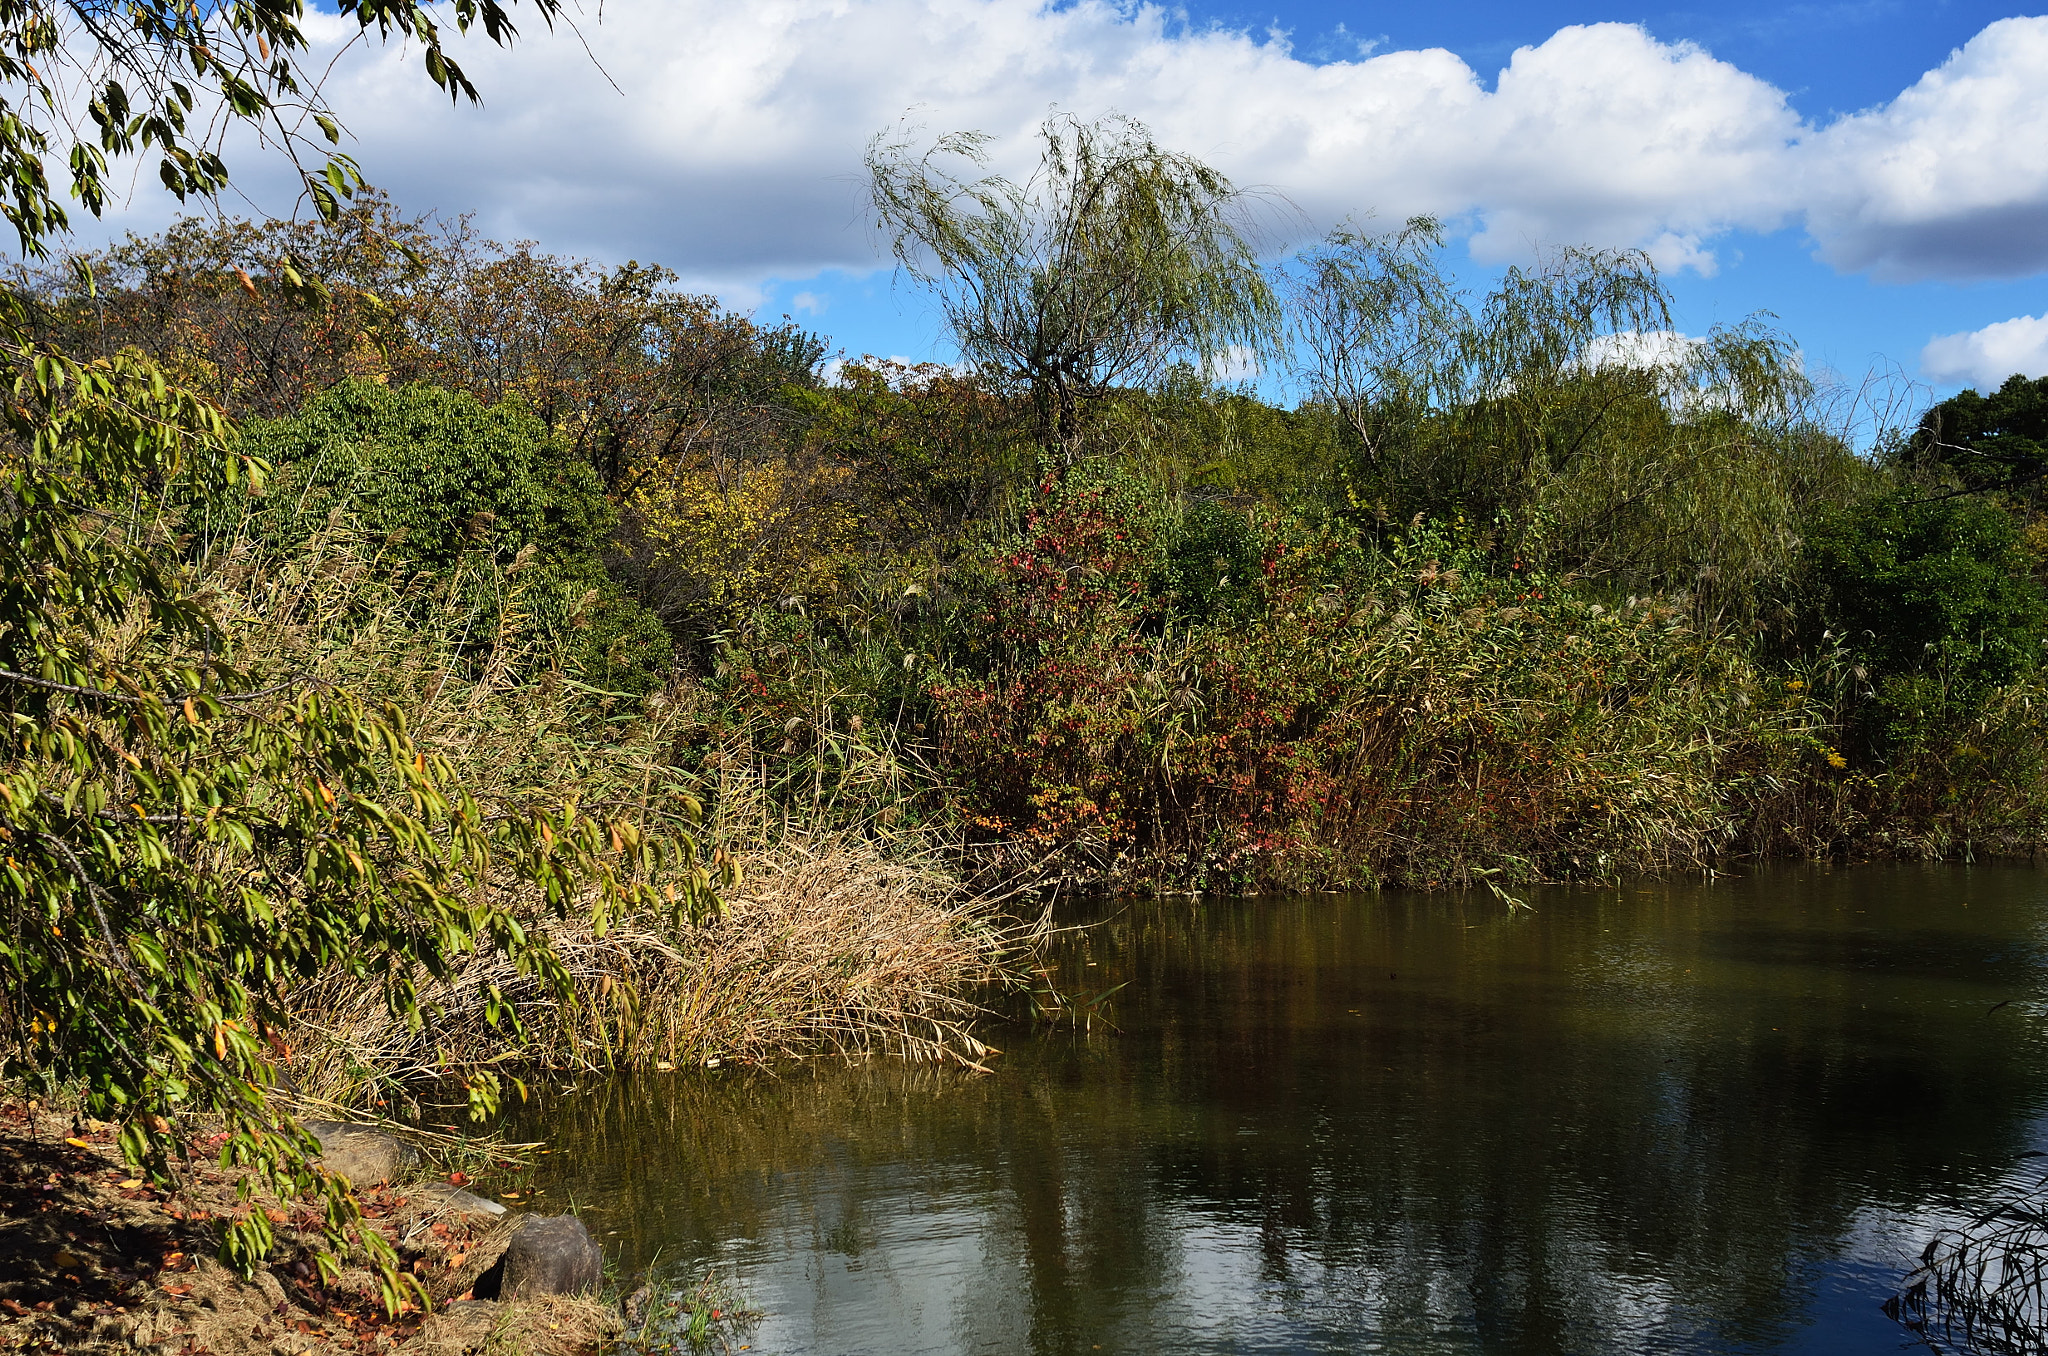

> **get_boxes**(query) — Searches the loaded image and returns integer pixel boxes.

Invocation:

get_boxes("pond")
[505,864,2048,1354]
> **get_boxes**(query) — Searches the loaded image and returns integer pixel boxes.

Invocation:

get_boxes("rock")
[302,1120,409,1186]
[498,1215,603,1298]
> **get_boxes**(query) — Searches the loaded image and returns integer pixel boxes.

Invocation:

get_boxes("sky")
[87,0,2048,402]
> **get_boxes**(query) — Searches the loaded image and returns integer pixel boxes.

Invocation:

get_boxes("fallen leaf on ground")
[63,1136,88,1148]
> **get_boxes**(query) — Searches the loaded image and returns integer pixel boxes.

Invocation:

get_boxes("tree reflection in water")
[508,865,2048,1356]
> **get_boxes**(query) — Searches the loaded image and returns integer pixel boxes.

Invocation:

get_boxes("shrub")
[1801,491,2046,755]
[923,497,1807,890]
[232,380,674,692]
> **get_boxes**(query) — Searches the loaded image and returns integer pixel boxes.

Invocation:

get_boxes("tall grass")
[186,519,1023,1110]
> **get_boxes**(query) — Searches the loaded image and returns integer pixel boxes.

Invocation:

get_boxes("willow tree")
[1290,224,1849,612]
[1287,215,1465,471]
[867,113,1282,460]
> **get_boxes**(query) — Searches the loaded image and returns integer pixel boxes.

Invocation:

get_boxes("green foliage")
[1802,490,2046,754]
[0,336,717,1300]
[1903,373,2048,501]
[791,359,1036,545]
[233,379,674,693]
[1289,224,1850,611]
[1097,368,1347,505]
[234,379,604,568]
[1163,498,1263,624]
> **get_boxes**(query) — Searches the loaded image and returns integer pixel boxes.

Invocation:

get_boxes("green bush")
[1903,373,2048,502]
[233,380,673,692]
[1163,497,1262,623]
[1802,490,2046,754]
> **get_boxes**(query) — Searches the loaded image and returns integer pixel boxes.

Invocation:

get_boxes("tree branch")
[30,829,149,992]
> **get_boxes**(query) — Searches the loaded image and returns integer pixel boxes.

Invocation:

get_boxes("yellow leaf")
[182,697,198,725]
[63,1136,88,1148]
[212,1024,227,1060]
[119,1179,144,1189]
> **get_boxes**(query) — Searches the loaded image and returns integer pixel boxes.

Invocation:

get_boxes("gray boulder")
[302,1120,410,1186]
[499,1215,603,1297]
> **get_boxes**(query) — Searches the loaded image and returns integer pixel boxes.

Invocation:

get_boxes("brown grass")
[281,830,1019,1113]
[177,519,1032,1113]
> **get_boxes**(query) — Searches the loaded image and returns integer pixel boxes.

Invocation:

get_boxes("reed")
[183,521,1023,1111]
[280,829,1015,1109]
[1889,1175,2048,1355]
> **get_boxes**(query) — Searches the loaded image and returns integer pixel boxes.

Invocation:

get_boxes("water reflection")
[510,865,2048,1355]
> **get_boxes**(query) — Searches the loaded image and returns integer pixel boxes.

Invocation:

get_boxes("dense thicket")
[12,184,2047,902]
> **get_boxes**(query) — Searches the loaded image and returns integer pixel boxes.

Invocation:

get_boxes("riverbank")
[704,500,2048,897]
[0,1102,615,1356]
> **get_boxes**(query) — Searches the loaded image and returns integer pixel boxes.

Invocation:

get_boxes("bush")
[232,380,674,692]
[920,493,1804,890]
[1801,490,2046,755]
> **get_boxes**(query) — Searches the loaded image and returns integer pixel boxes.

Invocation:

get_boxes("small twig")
[0,666,142,703]
[0,665,299,705]
[31,829,149,991]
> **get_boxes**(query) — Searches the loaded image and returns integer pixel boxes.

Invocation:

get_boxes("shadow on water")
[507,864,2048,1356]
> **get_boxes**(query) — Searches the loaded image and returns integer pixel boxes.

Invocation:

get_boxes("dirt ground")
[0,1101,616,1356]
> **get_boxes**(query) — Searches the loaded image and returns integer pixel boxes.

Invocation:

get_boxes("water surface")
[510,865,2048,1355]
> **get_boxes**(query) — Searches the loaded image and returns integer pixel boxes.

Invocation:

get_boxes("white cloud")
[1207,344,1261,383]
[1801,18,2048,281]
[1580,330,1705,372]
[789,291,827,316]
[87,5,2048,292]
[1921,315,2048,390]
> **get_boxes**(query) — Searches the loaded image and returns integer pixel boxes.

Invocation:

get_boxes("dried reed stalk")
[281,829,1019,1110]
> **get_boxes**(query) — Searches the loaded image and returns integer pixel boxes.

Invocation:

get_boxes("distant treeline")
[13,176,2047,891]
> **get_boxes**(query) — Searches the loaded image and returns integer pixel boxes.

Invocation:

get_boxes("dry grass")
[171,520,1032,1112]
[281,830,1020,1112]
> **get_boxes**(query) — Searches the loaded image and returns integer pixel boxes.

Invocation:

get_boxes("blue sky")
[1054,0,2043,401]
[100,1,2048,403]
[730,0,2045,400]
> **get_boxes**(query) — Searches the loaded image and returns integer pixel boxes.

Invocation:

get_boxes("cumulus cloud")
[1802,18,2048,281]
[1921,315,2048,390]
[96,3,2048,292]
[1579,330,1706,372]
